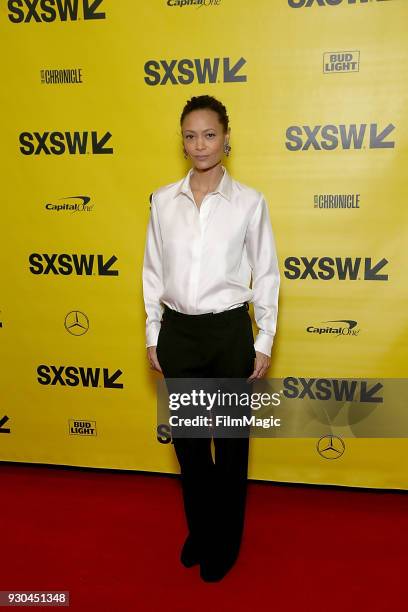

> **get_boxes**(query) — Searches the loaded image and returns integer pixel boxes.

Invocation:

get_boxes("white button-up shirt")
[142,165,280,356]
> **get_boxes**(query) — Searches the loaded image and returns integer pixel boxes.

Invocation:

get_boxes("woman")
[142,95,280,582]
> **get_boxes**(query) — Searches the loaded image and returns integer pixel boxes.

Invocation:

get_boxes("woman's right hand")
[147,346,162,373]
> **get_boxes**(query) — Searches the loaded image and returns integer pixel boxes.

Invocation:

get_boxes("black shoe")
[199,554,237,582]
[180,535,200,568]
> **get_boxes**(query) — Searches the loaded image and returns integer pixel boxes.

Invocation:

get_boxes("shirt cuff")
[146,322,161,348]
[254,332,275,357]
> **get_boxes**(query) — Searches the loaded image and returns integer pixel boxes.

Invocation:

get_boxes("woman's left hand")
[247,351,270,382]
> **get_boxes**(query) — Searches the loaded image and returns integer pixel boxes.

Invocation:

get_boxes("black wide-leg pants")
[156,302,256,565]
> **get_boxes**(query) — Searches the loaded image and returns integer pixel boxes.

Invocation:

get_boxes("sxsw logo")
[0,415,11,434]
[286,123,395,150]
[288,0,390,7]
[284,257,388,281]
[144,57,246,85]
[7,0,105,22]
[19,131,113,155]
[283,378,383,403]
[29,253,119,276]
[38,365,123,388]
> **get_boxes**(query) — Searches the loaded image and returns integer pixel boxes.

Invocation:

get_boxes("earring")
[224,143,231,157]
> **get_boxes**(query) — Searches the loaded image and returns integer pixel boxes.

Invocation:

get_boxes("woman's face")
[181,108,229,170]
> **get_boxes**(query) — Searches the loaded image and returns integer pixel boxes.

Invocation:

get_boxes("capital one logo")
[29,253,119,276]
[19,131,113,155]
[284,257,389,281]
[7,0,105,22]
[288,0,390,7]
[286,123,395,150]
[144,57,247,85]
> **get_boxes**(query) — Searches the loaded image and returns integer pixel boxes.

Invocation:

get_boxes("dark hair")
[180,95,229,133]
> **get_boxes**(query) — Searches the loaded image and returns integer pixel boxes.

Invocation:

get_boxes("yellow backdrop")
[1,0,407,489]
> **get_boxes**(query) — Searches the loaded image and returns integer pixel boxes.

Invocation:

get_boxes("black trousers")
[156,302,256,564]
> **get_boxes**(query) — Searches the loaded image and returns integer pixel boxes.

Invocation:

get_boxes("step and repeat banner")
[1,0,407,489]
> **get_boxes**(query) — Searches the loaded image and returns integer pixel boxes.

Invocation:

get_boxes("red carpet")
[0,463,406,611]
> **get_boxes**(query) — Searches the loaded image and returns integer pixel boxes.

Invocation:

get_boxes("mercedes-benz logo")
[316,435,345,460]
[64,311,89,336]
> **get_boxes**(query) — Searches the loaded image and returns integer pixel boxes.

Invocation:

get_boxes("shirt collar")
[175,165,232,202]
